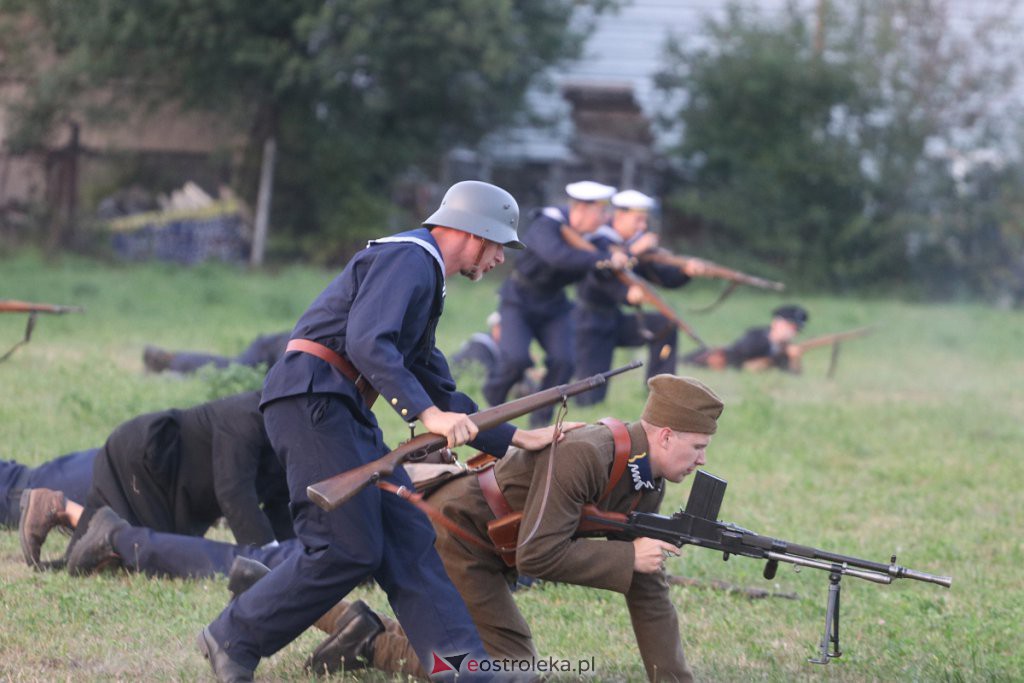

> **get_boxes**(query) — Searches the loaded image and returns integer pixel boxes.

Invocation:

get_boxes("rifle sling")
[285,339,379,408]
[479,417,632,521]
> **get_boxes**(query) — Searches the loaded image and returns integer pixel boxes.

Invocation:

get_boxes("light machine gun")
[579,470,952,665]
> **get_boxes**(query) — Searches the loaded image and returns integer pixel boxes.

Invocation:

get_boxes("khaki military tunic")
[362,422,693,681]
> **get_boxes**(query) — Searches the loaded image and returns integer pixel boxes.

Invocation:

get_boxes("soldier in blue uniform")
[482,181,630,427]
[573,190,701,406]
[197,181,572,682]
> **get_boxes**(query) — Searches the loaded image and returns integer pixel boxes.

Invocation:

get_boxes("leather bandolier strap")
[285,339,379,408]
[479,417,634,567]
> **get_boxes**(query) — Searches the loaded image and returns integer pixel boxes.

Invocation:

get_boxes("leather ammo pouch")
[479,417,632,569]
[486,511,524,568]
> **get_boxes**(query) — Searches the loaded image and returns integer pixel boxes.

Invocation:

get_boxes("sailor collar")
[368,229,446,297]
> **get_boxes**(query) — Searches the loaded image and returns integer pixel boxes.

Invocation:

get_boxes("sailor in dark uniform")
[450,312,538,400]
[18,391,292,572]
[142,331,290,374]
[682,305,809,371]
[197,181,571,682]
[450,311,503,375]
[573,190,693,405]
[1,449,96,529]
[483,180,630,427]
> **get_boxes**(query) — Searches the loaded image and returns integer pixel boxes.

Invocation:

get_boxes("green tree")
[2,0,607,257]
[656,5,890,289]
[656,1,1024,293]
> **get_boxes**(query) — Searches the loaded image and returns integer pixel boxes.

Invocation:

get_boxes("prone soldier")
[682,305,808,372]
[142,331,290,374]
[18,391,292,572]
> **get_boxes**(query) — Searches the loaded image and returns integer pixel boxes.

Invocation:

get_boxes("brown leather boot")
[142,345,174,372]
[18,488,70,569]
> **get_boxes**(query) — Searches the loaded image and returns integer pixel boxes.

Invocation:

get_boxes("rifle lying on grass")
[637,250,786,313]
[307,361,644,512]
[559,225,707,348]
[579,470,952,665]
[0,299,85,363]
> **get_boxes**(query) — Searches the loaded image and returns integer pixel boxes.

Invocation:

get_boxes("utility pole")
[814,0,827,56]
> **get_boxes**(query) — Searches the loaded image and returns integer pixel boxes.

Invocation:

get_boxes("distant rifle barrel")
[0,299,85,315]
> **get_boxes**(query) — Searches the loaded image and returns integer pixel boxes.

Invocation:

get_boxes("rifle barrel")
[0,299,85,314]
[307,362,644,511]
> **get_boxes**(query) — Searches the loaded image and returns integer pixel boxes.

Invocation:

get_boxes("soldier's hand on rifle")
[626,284,646,306]
[609,250,632,270]
[418,406,479,448]
[633,537,680,573]
[629,232,659,255]
[510,422,586,451]
[681,257,710,278]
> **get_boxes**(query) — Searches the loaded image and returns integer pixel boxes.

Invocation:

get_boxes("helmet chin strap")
[460,236,490,281]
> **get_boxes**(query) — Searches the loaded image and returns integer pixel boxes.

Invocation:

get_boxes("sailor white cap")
[565,180,616,202]
[612,189,656,211]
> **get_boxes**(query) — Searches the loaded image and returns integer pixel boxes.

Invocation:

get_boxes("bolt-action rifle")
[0,299,85,363]
[788,326,874,378]
[637,250,785,313]
[306,361,643,512]
[558,225,707,348]
[579,470,952,665]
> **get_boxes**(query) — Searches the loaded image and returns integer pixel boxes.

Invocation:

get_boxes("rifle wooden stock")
[0,300,85,315]
[639,251,785,292]
[306,361,643,512]
[557,226,706,348]
[613,268,707,348]
[791,326,874,353]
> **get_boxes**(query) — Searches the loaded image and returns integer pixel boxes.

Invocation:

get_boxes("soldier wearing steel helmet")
[197,181,569,682]
[484,180,631,427]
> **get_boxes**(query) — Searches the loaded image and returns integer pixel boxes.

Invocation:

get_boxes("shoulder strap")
[597,417,632,504]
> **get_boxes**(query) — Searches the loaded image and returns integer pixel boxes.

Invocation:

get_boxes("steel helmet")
[423,181,524,249]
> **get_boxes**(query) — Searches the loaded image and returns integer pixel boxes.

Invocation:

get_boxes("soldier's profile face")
[654,430,710,483]
[459,237,504,281]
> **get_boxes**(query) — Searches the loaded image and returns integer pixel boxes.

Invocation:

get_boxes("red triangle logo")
[431,653,454,674]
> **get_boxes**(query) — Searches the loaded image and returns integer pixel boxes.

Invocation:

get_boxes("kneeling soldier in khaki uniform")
[298,374,723,682]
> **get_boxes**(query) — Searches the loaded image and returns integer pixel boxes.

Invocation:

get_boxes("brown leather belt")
[286,339,379,408]
[477,465,513,519]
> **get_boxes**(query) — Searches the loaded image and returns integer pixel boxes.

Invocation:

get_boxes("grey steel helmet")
[422,181,524,249]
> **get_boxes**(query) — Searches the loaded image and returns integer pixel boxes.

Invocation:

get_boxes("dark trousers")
[207,394,486,673]
[168,332,288,373]
[112,527,297,578]
[0,449,98,528]
[574,307,678,406]
[483,300,576,427]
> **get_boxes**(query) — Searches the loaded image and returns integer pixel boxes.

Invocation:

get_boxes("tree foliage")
[657,0,1024,298]
[2,0,604,257]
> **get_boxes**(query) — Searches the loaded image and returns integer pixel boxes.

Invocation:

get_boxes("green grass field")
[1,250,1022,681]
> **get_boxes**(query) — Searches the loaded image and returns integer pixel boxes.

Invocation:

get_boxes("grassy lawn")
[1,250,1021,681]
